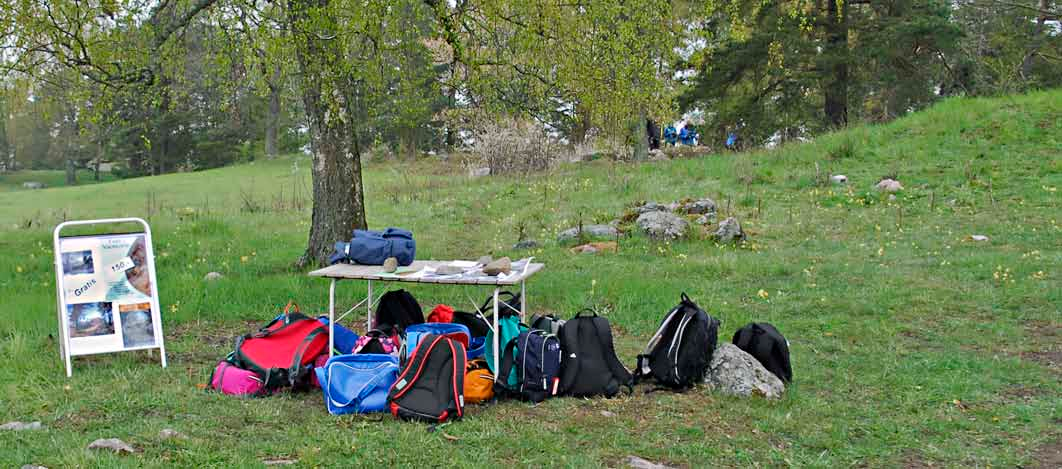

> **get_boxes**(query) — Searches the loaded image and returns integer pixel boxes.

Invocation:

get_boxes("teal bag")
[481,292,525,387]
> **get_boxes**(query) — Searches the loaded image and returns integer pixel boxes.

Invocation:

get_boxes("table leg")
[329,278,336,358]
[492,287,500,382]
[367,279,374,330]
[520,280,527,321]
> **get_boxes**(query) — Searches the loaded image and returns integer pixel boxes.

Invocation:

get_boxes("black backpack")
[375,289,424,333]
[732,323,792,383]
[452,310,490,338]
[557,310,633,398]
[496,329,562,402]
[530,314,565,335]
[387,334,467,422]
[634,293,719,389]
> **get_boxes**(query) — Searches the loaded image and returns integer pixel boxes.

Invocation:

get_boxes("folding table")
[308,260,545,381]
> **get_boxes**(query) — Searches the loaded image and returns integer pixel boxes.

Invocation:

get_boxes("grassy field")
[0,91,1059,468]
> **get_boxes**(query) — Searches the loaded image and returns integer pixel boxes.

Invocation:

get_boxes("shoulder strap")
[390,334,442,399]
[495,336,520,394]
[589,317,633,393]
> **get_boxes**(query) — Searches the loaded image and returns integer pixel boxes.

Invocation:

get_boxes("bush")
[468,118,564,175]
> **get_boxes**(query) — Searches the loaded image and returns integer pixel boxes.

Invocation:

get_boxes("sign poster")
[56,230,164,360]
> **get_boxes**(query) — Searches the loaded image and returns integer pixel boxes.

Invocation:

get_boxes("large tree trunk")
[65,158,76,185]
[630,110,649,161]
[94,141,102,181]
[290,0,367,267]
[823,0,849,128]
[570,102,592,145]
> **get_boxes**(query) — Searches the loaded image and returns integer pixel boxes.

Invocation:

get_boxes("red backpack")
[233,302,329,391]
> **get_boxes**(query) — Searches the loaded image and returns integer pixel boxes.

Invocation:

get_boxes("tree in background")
[681,0,960,146]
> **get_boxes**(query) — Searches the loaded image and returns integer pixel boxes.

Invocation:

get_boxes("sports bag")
[403,323,470,359]
[530,314,565,335]
[329,228,416,266]
[427,304,455,323]
[315,354,400,415]
[208,360,267,397]
[354,329,401,356]
[316,316,360,354]
[634,293,719,389]
[496,329,562,402]
[452,310,490,338]
[388,334,467,423]
[464,358,495,404]
[232,302,329,391]
[374,289,424,333]
[732,322,792,383]
[557,310,633,398]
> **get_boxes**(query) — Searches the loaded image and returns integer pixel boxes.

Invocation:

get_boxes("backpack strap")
[495,336,520,395]
[589,317,633,394]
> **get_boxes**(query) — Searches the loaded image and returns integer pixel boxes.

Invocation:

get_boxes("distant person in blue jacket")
[663,125,678,146]
[679,126,698,146]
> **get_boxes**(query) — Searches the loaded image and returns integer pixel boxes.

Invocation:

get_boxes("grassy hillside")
[0,91,1059,467]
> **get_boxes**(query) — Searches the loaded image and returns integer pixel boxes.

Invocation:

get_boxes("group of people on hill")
[646,120,740,151]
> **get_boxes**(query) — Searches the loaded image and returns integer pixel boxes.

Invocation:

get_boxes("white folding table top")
[308,260,544,285]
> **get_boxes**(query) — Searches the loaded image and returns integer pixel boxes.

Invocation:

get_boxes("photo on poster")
[62,250,95,275]
[67,302,115,338]
[119,303,155,348]
[124,236,152,297]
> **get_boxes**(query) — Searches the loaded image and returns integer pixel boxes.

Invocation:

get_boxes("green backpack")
[482,291,525,388]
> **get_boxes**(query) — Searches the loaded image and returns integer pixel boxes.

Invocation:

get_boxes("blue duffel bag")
[329,228,416,266]
[315,354,399,415]
[316,316,360,355]
[403,323,470,360]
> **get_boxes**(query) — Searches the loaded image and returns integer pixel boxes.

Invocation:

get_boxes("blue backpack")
[403,323,470,360]
[496,329,562,402]
[315,354,399,414]
[329,228,416,266]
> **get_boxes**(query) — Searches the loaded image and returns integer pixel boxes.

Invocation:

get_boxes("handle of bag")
[328,362,399,409]
[573,308,597,318]
[495,337,520,394]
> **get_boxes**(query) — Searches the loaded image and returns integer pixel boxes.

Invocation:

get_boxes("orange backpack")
[464,359,494,404]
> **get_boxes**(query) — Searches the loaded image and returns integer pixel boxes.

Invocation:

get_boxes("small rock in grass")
[87,438,137,454]
[634,202,667,214]
[636,211,689,240]
[712,217,745,243]
[263,458,298,466]
[21,465,48,469]
[875,178,903,192]
[694,214,714,225]
[22,181,45,189]
[600,410,616,418]
[969,235,989,242]
[1,421,42,431]
[570,241,617,254]
[557,224,618,242]
[204,271,223,281]
[680,198,717,215]
[158,428,187,440]
[830,174,848,184]
[512,239,539,250]
[469,167,490,177]
[625,455,676,469]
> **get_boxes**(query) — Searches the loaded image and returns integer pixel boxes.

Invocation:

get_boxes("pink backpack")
[353,329,400,355]
[209,361,267,396]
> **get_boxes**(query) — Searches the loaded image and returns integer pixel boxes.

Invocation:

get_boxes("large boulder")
[636,211,689,240]
[712,217,744,243]
[680,198,717,215]
[705,344,784,399]
[557,224,619,242]
[634,202,667,214]
[22,182,45,189]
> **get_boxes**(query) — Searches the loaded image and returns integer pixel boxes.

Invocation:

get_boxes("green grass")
[1,90,1060,468]
[0,169,119,192]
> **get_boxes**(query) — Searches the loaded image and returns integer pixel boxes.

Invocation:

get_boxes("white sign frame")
[53,218,167,377]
